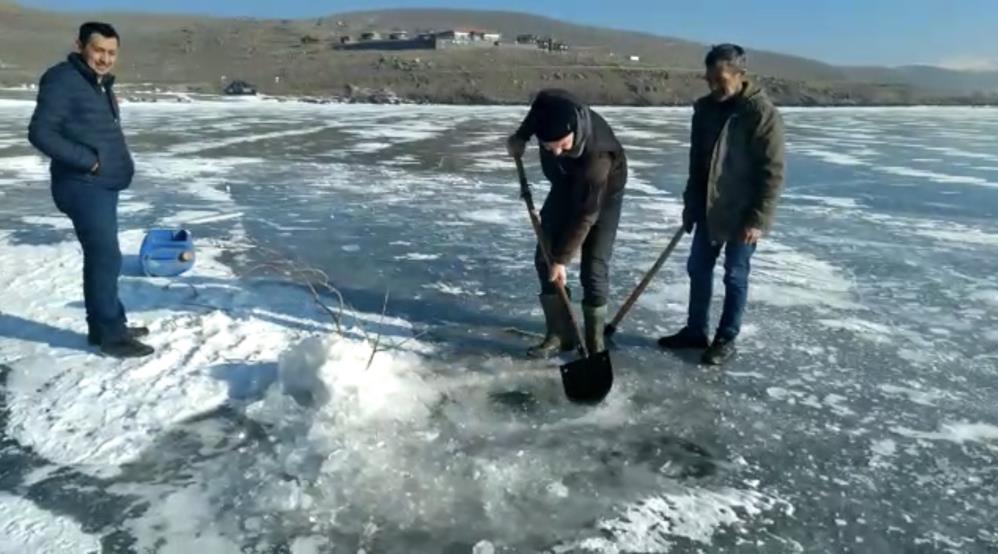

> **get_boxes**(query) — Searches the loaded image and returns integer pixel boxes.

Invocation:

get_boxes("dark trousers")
[52,183,128,342]
[687,222,756,341]
[534,188,623,307]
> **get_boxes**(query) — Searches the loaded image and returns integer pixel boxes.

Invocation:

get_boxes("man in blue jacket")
[28,22,154,358]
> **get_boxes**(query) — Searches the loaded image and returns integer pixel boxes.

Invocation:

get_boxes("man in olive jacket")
[658,44,786,366]
[28,22,153,358]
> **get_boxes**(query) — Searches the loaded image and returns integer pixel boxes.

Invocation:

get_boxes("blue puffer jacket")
[28,53,135,190]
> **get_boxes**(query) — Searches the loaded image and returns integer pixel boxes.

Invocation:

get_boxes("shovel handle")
[608,225,685,329]
[515,156,589,358]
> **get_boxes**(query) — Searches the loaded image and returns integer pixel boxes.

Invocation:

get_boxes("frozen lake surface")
[1,96,997,553]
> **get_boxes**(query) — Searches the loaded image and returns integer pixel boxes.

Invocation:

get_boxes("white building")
[437,29,502,43]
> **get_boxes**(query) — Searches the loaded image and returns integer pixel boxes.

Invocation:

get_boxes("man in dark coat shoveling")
[507,89,628,359]
[658,44,786,366]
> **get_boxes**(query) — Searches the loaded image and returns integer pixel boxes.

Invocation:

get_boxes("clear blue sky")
[19,0,998,69]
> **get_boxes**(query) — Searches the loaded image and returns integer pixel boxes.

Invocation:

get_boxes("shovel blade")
[559,351,613,405]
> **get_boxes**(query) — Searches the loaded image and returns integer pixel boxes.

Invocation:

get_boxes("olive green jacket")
[684,80,786,241]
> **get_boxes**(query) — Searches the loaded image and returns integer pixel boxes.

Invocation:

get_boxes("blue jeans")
[686,223,756,341]
[52,183,128,342]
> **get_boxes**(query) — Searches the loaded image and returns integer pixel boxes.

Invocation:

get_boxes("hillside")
[0,3,995,105]
[320,9,850,82]
[845,64,998,96]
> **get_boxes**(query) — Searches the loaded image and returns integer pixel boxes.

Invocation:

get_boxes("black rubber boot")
[527,294,578,358]
[88,326,150,346]
[657,328,710,350]
[583,304,608,354]
[101,336,155,359]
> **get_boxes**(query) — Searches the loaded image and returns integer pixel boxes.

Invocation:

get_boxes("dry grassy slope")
[0,3,991,105]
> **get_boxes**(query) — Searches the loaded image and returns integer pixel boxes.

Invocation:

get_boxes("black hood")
[562,105,591,158]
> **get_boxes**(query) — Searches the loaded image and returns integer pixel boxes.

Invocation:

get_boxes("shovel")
[515,156,613,405]
[604,225,685,339]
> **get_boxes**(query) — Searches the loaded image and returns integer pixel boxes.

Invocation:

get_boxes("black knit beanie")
[534,98,577,142]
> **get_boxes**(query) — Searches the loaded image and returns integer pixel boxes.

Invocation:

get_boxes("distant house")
[224,80,257,96]
[532,37,570,52]
[437,28,501,42]
[628,55,641,62]
[434,28,502,48]
[334,31,437,51]
[435,29,469,42]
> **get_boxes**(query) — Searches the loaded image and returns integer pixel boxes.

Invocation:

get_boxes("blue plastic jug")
[139,229,195,277]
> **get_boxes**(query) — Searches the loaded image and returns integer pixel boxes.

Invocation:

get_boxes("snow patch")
[556,488,791,553]
[0,232,295,476]
[817,318,895,343]
[271,334,437,425]
[869,439,897,468]
[624,178,667,196]
[0,155,49,184]
[472,540,496,554]
[892,422,998,446]
[170,123,340,155]
[19,215,74,230]
[752,242,859,311]
[462,209,513,225]
[919,146,998,163]
[347,121,448,143]
[795,147,869,166]
[394,252,441,261]
[880,166,998,188]
[424,281,486,297]
[879,384,949,407]
[117,201,154,215]
[784,194,862,209]
[611,126,677,142]
[123,487,242,554]
[0,494,101,554]
[290,536,331,554]
[350,142,392,153]
[912,227,998,247]
[823,394,855,417]
[469,158,514,172]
